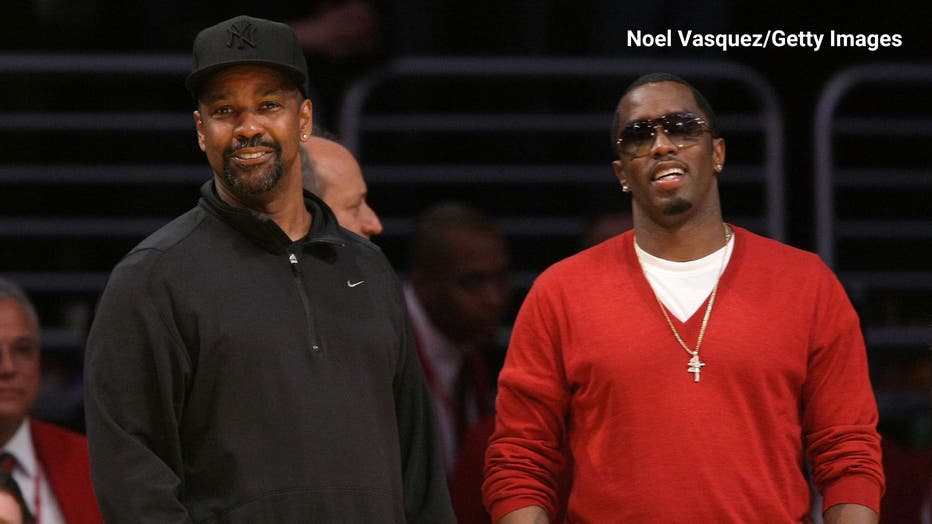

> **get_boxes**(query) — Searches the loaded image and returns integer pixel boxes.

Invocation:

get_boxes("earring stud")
[715,163,723,172]
[621,183,631,193]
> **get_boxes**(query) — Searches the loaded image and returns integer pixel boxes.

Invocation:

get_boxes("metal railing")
[813,63,932,350]
[814,63,932,268]
[340,56,786,241]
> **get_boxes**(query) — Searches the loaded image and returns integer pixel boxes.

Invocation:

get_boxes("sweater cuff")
[488,497,553,523]
[821,475,884,515]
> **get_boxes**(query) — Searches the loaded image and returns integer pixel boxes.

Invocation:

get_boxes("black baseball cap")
[186,15,309,100]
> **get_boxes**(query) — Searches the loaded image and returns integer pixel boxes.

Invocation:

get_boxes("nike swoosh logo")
[347,280,365,288]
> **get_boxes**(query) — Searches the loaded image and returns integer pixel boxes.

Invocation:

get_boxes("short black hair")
[409,202,502,273]
[611,72,720,154]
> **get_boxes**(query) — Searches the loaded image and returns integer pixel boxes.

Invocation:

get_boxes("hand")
[823,503,878,524]
[497,505,550,524]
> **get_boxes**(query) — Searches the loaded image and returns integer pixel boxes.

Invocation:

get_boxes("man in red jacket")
[0,277,103,524]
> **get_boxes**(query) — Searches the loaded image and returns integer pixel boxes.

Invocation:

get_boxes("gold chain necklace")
[635,224,732,382]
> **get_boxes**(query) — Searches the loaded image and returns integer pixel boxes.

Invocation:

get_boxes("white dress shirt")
[404,284,468,472]
[3,419,66,524]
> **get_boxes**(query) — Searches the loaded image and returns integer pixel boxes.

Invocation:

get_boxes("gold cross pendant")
[687,352,705,382]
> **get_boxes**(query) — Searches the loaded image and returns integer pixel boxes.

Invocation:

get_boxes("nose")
[360,203,383,238]
[233,111,264,143]
[649,126,678,157]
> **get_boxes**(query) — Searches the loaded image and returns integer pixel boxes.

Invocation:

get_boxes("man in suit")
[0,277,103,524]
[404,203,511,475]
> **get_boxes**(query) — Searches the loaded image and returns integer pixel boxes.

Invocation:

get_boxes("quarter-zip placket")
[289,251,321,353]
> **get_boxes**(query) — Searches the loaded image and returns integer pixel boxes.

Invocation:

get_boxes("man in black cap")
[84,15,454,523]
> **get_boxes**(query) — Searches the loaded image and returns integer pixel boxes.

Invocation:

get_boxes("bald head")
[301,136,383,239]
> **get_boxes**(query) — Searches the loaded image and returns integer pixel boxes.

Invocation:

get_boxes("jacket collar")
[197,180,345,255]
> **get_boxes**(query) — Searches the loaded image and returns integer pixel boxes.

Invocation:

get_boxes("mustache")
[224,136,282,157]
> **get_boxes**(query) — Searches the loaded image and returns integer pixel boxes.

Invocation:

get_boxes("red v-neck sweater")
[484,227,883,522]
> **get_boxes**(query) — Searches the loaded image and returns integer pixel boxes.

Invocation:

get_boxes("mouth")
[225,136,282,168]
[237,151,265,160]
[230,148,274,166]
[652,165,686,181]
[650,163,687,190]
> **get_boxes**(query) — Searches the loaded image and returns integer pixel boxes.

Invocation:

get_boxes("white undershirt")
[4,419,66,524]
[635,235,735,322]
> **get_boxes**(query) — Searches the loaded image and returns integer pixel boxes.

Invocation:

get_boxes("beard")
[662,197,693,216]
[221,138,284,197]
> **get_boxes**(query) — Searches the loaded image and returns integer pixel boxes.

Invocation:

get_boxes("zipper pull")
[289,253,301,274]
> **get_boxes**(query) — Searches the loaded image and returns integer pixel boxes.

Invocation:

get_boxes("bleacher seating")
[0,53,200,350]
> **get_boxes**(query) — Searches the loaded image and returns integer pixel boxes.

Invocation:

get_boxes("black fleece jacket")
[85,181,454,523]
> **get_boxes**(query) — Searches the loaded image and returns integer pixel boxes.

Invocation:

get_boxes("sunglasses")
[616,112,711,159]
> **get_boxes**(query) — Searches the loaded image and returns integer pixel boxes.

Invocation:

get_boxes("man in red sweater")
[483,74,884,523]
[0,278,103,524]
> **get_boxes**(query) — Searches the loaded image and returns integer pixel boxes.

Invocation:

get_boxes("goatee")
[222,139,284,197]
[663,198,693,216]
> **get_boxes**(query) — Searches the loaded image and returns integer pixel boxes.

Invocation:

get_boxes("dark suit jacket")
[30,419,104,524]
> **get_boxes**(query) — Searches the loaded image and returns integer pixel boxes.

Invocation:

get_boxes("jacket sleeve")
[84,251,194,523]
[483,276,569,522]
[802,264,885,514]
[390,273,457,523]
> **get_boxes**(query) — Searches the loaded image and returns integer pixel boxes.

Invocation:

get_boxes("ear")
[194,111,207,153]
[299,99,313,141]
[712,137,725,171]
[612,159,627,188]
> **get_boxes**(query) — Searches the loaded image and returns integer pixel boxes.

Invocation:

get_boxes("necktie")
[0,451,16,473]
[454,349,493,442]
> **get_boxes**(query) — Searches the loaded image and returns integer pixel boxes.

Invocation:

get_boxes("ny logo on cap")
[226,21,257,50]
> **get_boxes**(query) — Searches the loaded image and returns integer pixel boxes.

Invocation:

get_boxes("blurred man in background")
[301,135,383,239]
[0,278,102,524]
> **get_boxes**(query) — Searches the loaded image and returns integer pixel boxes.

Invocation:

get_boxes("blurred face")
[612,81,725,227]
[194,65,312,202]
[0,491,23,524]
[416,226,511,347]
[305,139,383,238]
[0,300,40,427]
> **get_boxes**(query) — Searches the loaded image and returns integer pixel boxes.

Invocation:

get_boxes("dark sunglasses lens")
[621,123,655,153]
[665,115,705,139]
[618,114,706,157]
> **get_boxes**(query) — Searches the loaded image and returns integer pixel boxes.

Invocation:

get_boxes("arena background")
[1,0,930,516]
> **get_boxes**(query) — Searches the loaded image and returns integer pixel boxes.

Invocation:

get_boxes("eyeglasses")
[616,113,711,159]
